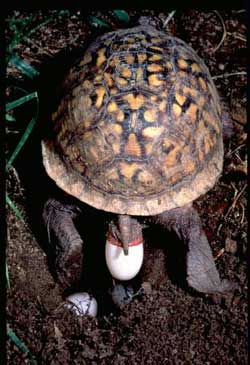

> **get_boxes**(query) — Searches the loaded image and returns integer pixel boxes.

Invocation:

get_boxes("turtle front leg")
[43,198,83,290]
[151,203,235,294]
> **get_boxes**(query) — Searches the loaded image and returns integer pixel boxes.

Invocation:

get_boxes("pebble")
[218,63,225,71]
[111,284,135,307]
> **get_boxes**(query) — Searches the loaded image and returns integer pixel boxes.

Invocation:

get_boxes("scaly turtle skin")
[42,23,234,295]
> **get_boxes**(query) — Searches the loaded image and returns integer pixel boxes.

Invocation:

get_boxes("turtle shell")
[42,25,223,216]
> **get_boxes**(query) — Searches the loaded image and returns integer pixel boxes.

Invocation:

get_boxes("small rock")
[111,284,134,307]
[218,63,225,71]
[225,237,238,254]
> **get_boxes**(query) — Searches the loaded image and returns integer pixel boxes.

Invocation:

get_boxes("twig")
[224,183,247,219]
[231,182,239,199]
[25,37,53,57]
[212,71,246,80]
[217,223,222,235]
[240,202,245,225]
[226,144,245,158]
[234,10,246,13]
[214,248,225,261]
[212,10,227,53]
[163,11,176,28]
[227,32,246,42]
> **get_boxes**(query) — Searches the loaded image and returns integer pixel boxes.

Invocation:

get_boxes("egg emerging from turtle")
[105,236,144,280]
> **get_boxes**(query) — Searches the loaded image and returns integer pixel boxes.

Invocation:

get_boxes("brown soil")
[6,10,247,364]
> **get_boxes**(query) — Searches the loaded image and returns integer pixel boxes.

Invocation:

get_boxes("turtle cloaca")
[42,20,235,295]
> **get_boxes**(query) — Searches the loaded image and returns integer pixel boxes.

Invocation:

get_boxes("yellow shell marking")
[82,119,91,129]
[186,103,198,122]
[138,170,154,186]
[166,61,173,70]
[164,144,183,168]
[110,88,118,95]
[116,77,128,86]
[110,56,120,67]
[117,109,125,122]
[179,71,187,78]
[149,54,162,61]
[175,92,186,106]
[123,94,144,110]
[148,74,164,87]
[106,166,119,180]
[198,96,205,107]
[172,103,182,118]
[95,87,106,108]
[96,48,107,67]
[150,46,163,51]
[151,38,162,43]
[112,142,120,154]
[144,109,158,122]
[138,54,147,63]
[203,111,220,134]
[183,155,196,174]
[145,143,153,155]
[130,112,137,129]
[178,59,188,69]
[142,126,164,139]
[150,95,157,102]
[119,162,138,180]
[104,72,113,87]
[70,145,80,160]
[147,64,163,72]
[197,119,205,133]
[159,100,167,112]
[126,37,135,43]
[198,149,204,161]
[168,172,182,185]
[204,135,213,154]
[121,68,132,78]
[198,77,207,90]
[125,133,141,157]
[136,67,144,82]
[125,54,135,64]
[113,123,123,134]
[183,86,198,98]
[94,74,103,83]
[107,101,118,113]
[191,63,201,72]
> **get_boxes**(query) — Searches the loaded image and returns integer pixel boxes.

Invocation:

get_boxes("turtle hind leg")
[43,198,83,290]
[151,203,236,294]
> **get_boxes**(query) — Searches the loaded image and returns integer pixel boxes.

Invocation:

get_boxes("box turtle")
[42,20,234,295]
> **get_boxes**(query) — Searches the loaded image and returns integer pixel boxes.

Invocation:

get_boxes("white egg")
[65,292,98,317]
[105,238,144,281]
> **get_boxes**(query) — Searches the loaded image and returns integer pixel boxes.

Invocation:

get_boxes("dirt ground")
[6,10,247,364]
